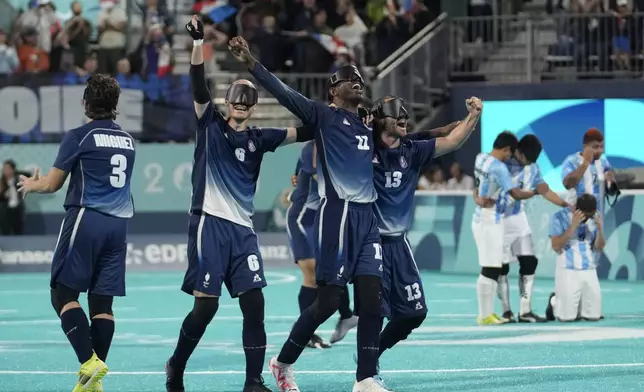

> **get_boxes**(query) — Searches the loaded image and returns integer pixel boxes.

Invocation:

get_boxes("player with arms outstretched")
[18,74,133,392]
[228,36,387,392]
[164,18,314,392]
[472,132,537,325]
[370,96,482,388]
[495,135,569,323]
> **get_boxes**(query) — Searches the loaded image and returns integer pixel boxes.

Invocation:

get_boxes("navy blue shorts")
[50,207,128,297]
[182,212,267,298]
[313,198,382,286]
[286,204,316,262]
[380,235,427,320]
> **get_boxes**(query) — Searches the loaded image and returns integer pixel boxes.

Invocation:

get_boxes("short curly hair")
[83,73,121,120]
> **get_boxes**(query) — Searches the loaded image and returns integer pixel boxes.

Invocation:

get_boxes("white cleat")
[330,315,359,344]
[269,356,300,392]
[352,377,394,392]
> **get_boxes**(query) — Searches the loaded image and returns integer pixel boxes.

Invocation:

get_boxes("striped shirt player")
[561,129,614,212]
[548,194,605,322]
[245,51,386,389]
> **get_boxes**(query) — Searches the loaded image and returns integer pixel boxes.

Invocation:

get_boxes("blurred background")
[2,0,644,282]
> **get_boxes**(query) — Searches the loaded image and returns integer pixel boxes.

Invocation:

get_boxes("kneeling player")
[546,194,605,322]
[18,74,132,392]
[371,95,482,387]
[496,135,569,323]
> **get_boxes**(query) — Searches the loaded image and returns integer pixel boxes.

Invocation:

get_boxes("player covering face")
[228,36,387,392]
[18,74,132,392]
[164,17,314,392]
[369,95,482,388]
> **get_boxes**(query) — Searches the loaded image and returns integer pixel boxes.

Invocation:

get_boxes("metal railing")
[449,12,644,83]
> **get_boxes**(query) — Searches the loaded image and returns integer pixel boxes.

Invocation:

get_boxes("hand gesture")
[582,145,594,164]
[571,209,585,230]
[185,15,204,41]
[16,168,40,197]
[466,97,482,115]
[228,36,253,64]
[291,174,298,188]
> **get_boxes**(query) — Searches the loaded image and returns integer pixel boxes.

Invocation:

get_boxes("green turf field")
[1,270,643,392]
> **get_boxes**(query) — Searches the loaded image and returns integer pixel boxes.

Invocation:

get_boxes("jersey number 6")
[110,154,128,189]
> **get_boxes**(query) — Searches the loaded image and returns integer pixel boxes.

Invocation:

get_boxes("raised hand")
[228,36,254,66]
[186,15,204,41]
[571,209,586,230]
[17,168,40,197]
[466,97,483,115]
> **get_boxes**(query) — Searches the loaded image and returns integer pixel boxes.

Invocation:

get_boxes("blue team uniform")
[181,103,287,298]
[250,63,382,286]
[502,158,545,217]
[50,120,135,297]
[286,141,319,261]
[373,139,436,319]
[561,153,612,211]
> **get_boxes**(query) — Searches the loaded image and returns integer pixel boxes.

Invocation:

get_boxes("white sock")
[519,274,535,315]
[477,274,498,318]
[497,274,511,313]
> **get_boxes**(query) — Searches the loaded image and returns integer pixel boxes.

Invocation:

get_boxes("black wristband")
[190,63,212,105]
[295,126,315,142]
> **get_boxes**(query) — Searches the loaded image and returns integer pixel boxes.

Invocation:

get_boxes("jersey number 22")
[110,154,128,188]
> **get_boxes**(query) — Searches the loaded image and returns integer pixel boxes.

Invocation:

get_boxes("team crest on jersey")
[399,156,408,168]
[247,140,256,152]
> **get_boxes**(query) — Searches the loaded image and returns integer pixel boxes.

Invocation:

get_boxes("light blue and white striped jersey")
[561,153,612,210]
[502,158,545,216]
[548,208,598,270]
[473,152,515,223]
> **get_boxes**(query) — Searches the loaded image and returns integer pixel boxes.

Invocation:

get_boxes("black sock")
[356,313,381,382]
[338,288,353,319]
[378,319,396,357]
[171,311,208,367]
[90,318,115,361]
[60,307,94,364]
[297,286,317,314]
[243,318,267,383]
[277,307,321,364]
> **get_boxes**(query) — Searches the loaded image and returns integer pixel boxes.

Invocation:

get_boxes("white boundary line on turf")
[2,363,644,375]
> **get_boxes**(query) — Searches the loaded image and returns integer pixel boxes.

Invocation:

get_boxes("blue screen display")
[481,99,644,192]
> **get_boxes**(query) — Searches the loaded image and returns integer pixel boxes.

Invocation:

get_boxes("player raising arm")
[229,36,387,392]
[546,194,605,322]
[472,132,537,326]
[164,17,314,392]
[370,96,481,389]
[18,74,133,392]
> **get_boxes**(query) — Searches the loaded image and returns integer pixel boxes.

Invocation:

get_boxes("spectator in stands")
[366,0,387,26]
[330,45,354,72]
[572,0,610,73]
[612,0,633,70]
[312,9,333,34]
[326,0,352,29]
[404,0,433,34]
[375,0,411,63]
[16,0,58,54]
[251,14,287,71]
[447,162,474,190]
[428,166,448,190]
[144,24,173,76]
[116,58,144,88]
[63,1,91,69]
[141,0,175,43]
[76,54,98,80]
[97,0,128,75]
[294,0,318,31]
[18,28,50,73]
[0,160,27,235]
[334,6,368,61]
[0,29,19,74]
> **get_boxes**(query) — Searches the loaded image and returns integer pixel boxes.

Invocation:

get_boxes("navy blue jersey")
[289,141,315,206]
[191,104,287,227]
[373,139,436,235]
[53,119,135,218]
[250,63,376,203]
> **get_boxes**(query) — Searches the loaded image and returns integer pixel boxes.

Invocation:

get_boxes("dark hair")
[576,193,597,214]
[3,159,16,170]
[583,128,604,144]
[518,134,542,163]
[493,131,519,151]
[84,73,120,120]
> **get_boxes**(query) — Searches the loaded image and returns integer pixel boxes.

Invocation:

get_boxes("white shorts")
[503,212,534,262]
[472,210,504,268]
[554,266,602,321]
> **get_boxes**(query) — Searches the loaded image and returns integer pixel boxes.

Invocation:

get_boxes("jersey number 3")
[385,171,402,188]
[110,154,128,188]
[355,135,369,150]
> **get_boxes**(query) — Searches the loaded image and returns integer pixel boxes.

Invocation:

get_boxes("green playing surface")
[1,270,644,392]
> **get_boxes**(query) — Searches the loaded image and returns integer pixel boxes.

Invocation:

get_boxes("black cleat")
[519,311,547,323]
[165,358,186,392]
[545,292,555,321]
[306,333,332,349]
[243,377,273,392]
[501,310,516,323]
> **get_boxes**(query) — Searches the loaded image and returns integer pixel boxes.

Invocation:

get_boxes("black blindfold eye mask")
[371,96,408,120]
[329,65,364,87]
[226,84,258,107]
